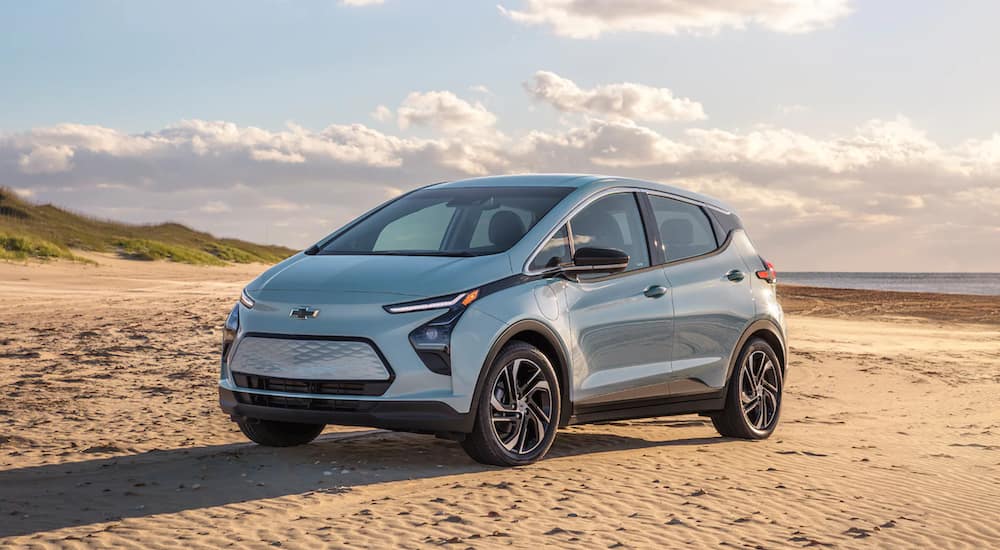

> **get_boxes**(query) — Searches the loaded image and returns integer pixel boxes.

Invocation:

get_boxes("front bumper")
[218,289,511,433]
[220,387,474,434]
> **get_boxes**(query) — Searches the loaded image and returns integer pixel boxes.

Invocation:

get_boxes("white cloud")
[958,133,1000,174]
[525,71,706,122]
[517,118,692,167]
[394,91,498,134]
[500,0,853,38]
[250,149,307,164]
[682,117,955,174]
[3,108,1000,270]
[18,145,75,174]
[371,105,393,122]
[339,0,384,6]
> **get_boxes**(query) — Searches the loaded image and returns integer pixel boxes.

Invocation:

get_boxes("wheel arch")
[723,319,787,398]
[472,319,574,428]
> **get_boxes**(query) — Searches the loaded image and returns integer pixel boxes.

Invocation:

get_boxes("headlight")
[239,288,255,309]
[384,289,481,375]
[383,289,478,314]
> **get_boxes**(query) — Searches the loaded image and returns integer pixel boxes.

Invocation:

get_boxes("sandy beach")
[1,256,998,548]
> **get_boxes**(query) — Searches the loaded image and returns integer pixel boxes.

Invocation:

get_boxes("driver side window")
[569,193,650,277]
[528,225,571,271]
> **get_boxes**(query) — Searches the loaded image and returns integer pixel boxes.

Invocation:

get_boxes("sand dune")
[1,256,998,548]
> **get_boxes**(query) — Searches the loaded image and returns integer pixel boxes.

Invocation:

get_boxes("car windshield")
[317,186,573,257]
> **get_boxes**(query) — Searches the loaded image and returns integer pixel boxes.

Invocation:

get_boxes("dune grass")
[0,233,74,260]
[0,188,296,265]
[0,233,95,264]
[115,238,228,266]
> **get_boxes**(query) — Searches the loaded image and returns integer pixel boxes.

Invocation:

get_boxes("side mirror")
[569,247,629,274]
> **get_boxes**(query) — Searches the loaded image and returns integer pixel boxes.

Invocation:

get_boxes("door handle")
[643,285,668,298]
[726,269,745,282]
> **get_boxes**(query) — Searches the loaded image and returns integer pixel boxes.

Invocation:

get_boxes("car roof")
[431,173,732,212]
[430,174,603,188]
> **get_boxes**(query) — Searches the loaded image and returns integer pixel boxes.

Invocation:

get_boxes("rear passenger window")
[647,195,717,262]
[528,225,571,271]
[569,193,650,277]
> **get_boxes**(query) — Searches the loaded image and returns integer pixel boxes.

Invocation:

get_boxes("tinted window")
[319,186,572,257]
[708,209,743,240]
[528,225,571,271]
[648,195,717,262]
[470,206,535,249]
[570,193,650,276]
[374,202,453,251]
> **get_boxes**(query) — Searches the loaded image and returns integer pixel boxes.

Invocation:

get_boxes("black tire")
[461,341,561,466]
[711,338,783,439]
[237,419,325,447]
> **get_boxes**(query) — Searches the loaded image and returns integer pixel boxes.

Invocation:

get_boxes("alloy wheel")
[739,350,780,431]
[489,358,553,455]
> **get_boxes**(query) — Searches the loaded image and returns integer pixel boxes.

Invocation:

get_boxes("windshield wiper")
[319,250,479,257]
[377,250,478,257]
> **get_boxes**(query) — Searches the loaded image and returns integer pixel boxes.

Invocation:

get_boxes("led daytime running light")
[385,288,480,314]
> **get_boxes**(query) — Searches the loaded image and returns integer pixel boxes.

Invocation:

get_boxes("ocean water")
[780,272,1000,296]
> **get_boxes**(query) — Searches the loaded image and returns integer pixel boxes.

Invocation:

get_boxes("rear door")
[645,193,755,396]
[562,192,674,408]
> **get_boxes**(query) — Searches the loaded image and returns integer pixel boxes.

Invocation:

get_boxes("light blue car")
[220,174,786,465]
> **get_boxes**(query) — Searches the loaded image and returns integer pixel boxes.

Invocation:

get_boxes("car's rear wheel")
[237,419,325,447]
[711,338,783,439]
[461,341,560,466]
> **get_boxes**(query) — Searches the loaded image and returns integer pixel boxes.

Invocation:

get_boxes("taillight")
[756,259,777,284]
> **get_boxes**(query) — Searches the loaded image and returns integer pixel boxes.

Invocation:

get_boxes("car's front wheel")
[711,338,783,439]
[237,419,325,447]
[461,341,561,466]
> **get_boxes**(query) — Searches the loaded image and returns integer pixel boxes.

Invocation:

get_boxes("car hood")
[250,253,512,299]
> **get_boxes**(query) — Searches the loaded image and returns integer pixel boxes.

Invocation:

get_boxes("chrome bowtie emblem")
[290,306,320,319]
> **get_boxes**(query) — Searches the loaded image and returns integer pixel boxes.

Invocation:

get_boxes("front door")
[563,192,674,408]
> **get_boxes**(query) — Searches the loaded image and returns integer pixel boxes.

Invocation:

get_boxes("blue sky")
[4,1,998,140]
[2,1,999,270]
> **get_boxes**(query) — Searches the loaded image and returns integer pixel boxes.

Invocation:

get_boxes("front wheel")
[711,338,783,439]
[461,341,561,466]
[237,419,325,447]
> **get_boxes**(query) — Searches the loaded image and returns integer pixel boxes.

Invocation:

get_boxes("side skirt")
[567,391,724,426]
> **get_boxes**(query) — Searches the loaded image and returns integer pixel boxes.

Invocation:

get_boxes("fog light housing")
[411,324,451,350]
[409,315,458,376]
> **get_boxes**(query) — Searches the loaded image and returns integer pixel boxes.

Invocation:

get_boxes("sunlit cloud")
[525,71,706,123]
[2,83,999,270]
[500,0,853,39]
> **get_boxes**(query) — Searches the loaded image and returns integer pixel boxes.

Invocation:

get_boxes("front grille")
[229,336,391,381]
[232,372,390,396]
[233,391,378,412]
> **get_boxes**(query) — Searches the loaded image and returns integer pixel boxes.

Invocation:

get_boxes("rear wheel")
[461,341,560,466]
[711,338,782,439]
[237,419,325,447]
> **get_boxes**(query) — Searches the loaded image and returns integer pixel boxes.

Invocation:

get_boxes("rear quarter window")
[708,209,744,242]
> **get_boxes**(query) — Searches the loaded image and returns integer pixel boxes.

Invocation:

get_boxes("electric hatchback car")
[219,174,786,466]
